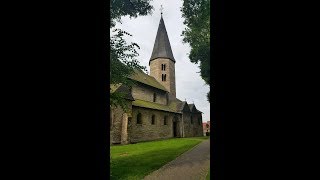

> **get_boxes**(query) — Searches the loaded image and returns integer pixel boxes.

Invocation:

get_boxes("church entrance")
[173,121,177,137]
[173,116,179,137]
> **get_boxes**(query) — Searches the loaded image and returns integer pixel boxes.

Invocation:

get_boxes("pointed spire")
[149,13,175,64]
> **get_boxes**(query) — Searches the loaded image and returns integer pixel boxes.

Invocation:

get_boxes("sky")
[112,0,210,122]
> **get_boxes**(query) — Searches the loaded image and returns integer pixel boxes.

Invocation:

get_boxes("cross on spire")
[160,5,164,15]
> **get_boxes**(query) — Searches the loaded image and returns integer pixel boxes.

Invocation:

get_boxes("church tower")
[149,14,176,101]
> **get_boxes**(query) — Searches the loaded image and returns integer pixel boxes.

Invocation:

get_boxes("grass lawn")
[206,168,210,180]
[110,137,208,180]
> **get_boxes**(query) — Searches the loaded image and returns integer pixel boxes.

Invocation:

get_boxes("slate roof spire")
[149,13,175,64]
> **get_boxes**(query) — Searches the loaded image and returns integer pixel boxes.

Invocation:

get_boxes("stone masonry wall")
[128,106,180,143]
[192,113,204,137]
[110,101,132,144]
[182,112,203,137]
[110,100,203,144]
[131,83,168,105]
[150,58,176,99]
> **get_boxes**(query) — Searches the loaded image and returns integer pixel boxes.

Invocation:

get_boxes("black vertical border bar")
[212,0,224,179]
[96,0,110,179]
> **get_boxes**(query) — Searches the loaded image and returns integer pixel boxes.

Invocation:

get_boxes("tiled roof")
[110,83,134,101]
[132,99,178,113]
[168,98,182,112]
[178,101,191,112]
[110,84,122,93]
[188,104,202,113]
[129,69,168,92]
[188,104,195,110]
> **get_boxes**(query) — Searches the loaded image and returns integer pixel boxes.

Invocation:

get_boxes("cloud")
[112,0,210,122]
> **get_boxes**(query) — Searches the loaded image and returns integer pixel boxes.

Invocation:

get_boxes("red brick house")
[202,121,210,136]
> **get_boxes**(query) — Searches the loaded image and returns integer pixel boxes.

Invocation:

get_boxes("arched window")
[162,74,167,81]
[137,113,142,124]
[164,116,167,125]
[153,93,157,102]
[191,115,193,124]
[161,64,166,71]
[151,115,155,125]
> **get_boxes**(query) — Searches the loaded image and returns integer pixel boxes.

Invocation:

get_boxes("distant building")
[202,121,210,136]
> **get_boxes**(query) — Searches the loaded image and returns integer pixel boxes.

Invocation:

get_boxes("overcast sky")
[112,0,210,122]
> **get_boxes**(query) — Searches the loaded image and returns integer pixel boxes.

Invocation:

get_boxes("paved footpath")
[144,139,210,180]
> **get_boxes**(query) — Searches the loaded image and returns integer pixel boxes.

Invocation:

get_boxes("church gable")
[110,84,134,101]
[188,104,199,113]
[180,102,191,112]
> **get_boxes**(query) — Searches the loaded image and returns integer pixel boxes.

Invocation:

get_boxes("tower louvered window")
[161,64,166,71]
[163,74,166,81]
[162,74,166,81]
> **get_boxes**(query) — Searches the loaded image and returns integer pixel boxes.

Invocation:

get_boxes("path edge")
[143,139,209,179]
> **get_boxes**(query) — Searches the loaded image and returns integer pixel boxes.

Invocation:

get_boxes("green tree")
[110,1,154,177]
[181,0,210,102]
[110,0,154,110]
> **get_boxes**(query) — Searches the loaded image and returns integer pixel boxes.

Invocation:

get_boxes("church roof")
[110,83,134,101]
[149,15,175,64]
[178,101,191,112]
[168,98,183,112]
[188,104,195,110]
[132,99,177,113]
[131,97,202,114]
[129,69,168,92]
[110,84,122,93]
[188,103,202,113]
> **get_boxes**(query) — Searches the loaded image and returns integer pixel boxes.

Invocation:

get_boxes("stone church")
[110,15,203,145]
